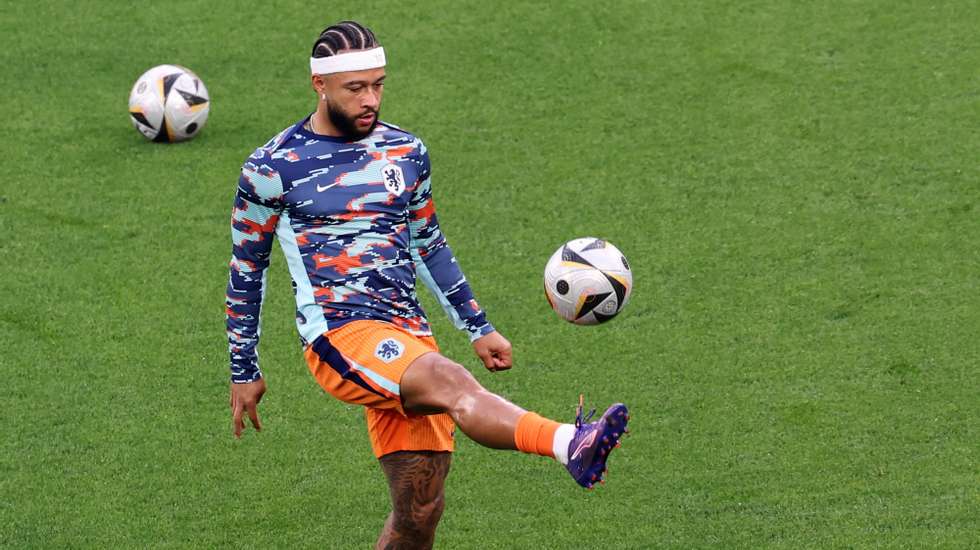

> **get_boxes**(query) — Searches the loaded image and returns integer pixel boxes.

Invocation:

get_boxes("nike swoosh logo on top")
[316,182,340,192]
[570,430,598,461]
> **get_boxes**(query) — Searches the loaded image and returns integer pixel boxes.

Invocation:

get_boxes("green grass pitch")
[1,1,978,547]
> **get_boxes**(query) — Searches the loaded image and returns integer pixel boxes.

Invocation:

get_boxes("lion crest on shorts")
[374,338,405,363]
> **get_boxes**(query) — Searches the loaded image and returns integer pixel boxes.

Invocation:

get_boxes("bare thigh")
[376,451,452,550]
[400,352,525,449]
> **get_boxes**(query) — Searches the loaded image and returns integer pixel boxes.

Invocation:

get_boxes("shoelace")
[575,394,597,428]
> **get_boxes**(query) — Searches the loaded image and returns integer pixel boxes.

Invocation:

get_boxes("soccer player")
[225,20,629,548]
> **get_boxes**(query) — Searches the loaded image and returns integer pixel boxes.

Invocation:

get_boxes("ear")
[311,74,327,96]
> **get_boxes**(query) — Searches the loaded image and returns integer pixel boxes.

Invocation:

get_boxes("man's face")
[317,66,386,139]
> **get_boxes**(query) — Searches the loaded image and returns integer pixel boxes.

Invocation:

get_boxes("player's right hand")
[230,378,266,438]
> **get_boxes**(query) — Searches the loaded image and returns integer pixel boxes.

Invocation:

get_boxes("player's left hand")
[473,331,512,372]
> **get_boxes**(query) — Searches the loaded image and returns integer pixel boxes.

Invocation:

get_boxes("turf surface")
[1,1,978,547]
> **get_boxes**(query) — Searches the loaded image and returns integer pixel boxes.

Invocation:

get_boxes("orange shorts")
[303,319,455,458]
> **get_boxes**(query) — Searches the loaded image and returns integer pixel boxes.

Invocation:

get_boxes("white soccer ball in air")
[128,64,210,142]
[544,237,633,325]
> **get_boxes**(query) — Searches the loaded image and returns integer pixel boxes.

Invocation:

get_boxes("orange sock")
[514,412,561,457]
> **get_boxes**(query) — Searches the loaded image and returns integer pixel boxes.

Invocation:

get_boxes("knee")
[393,493,445,534]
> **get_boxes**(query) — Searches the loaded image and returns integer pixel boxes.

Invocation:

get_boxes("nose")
[362,88,381,111]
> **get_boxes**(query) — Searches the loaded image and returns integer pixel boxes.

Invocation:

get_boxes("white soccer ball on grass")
[128,64,210,142]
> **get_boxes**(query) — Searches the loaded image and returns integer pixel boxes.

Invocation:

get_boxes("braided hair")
[312,21,380,57]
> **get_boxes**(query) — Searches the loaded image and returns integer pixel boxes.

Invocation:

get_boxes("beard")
[327,102,378,140]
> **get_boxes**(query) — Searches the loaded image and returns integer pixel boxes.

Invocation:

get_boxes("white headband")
[310,47,386,75]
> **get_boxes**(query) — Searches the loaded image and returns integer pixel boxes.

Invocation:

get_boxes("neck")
[311,107,342,136]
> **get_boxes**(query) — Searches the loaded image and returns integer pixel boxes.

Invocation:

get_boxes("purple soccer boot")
[565,395,630,489]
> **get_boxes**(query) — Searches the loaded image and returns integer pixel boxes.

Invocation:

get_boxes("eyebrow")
[343,76,386,87]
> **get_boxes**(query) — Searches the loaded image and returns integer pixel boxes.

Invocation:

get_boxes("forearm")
[226,259,265,382]
[413,241,494,341]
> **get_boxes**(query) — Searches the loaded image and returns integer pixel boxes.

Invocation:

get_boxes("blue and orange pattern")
[226,116,494,383]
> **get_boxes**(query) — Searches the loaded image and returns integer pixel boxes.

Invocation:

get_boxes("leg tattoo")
[375,451,452,550]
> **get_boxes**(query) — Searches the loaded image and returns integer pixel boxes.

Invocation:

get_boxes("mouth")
[356,112,376,126]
